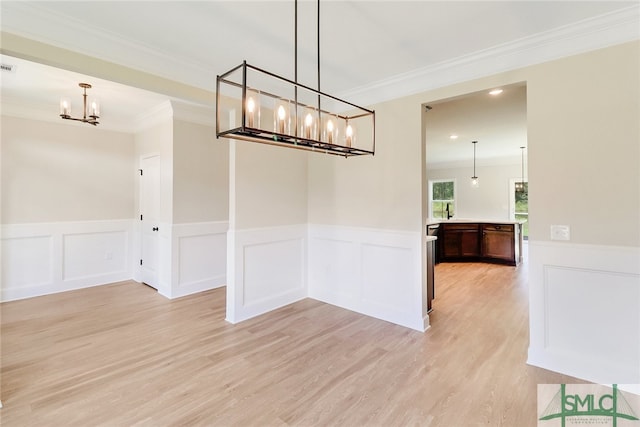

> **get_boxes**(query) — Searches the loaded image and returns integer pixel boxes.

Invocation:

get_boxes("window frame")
[429,178,456,219]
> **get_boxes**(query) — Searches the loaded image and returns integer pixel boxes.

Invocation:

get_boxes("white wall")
[226,141,308,323]
[1,116,135,300]
[1,102,228,302]
[307,41,640,380]
[170,114,229,298]
[172,118,228,224]
[134,101,228,299]
[1,116,135,223]
[306,89,428,331]
[416,41,640,384]
[426,163,521,220]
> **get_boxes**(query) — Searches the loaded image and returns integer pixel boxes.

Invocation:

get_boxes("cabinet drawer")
[482,224,513,232]
[442,223,479,232]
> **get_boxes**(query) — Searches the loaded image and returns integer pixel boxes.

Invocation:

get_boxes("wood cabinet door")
[460,231,480,256]
[442,226,480,258]
[482,230,514,261]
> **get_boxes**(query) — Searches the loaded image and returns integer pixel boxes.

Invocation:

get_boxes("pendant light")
[216,0,375,157]
[515,146,526,192]
[471,140,479,188]
[60,83,100,126]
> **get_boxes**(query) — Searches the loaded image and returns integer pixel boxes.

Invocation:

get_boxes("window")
[514,182,529,239]
[430,179,455,219]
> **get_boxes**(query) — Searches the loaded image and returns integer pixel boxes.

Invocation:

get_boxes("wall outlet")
[105,251,113,260]
[550,225,570,241]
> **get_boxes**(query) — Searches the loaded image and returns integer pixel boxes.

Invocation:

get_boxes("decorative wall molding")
[2,219,227,302]
[527,240,640,384]
[169,221,227,299]
[0,2,211,90]
[170,100,215,128]
[226,224,307,324]
[1,220,134,302]
[340,5,640,106]
[308,224,426,332]
[2,2,637,108]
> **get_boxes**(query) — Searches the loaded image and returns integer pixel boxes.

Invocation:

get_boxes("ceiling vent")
[1,64,16,73]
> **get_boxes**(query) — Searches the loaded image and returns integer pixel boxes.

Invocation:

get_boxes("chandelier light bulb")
[60,98,71,116]
[345,124,354,147]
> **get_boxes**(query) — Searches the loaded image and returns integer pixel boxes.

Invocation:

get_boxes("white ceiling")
[424,82,527,166]
[1,1,638,157]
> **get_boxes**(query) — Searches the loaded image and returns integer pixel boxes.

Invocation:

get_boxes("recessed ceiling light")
[489,89,503,96]
[450,134,458,140]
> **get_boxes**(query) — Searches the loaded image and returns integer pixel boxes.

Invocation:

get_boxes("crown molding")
[341,5,640,107]
[170,100,215,128]
[0,2,214,91]
[133,100,215,133]
[133,100,174,133]
[3,2,638,110]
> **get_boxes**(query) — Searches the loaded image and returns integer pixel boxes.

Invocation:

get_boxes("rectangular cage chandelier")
[216,1,375,158]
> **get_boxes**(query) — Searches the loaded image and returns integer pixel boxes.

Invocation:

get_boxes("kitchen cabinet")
[425,237,436,313]
[482,224,516,263]
[436,221,522,266]
[441,223,480,259]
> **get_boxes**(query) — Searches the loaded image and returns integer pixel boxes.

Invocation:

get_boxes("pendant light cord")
[473,141,477,177]
[520,146,525,184]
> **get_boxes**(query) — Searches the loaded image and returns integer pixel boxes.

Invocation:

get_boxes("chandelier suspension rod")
[294,0,298,84]
[316,0,322,138]
[82,85,88,120]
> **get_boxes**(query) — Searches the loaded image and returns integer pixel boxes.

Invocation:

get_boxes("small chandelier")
[216,0,375,157]
[515,146,526,192]
[471,140,479,188]
[60,83,100,126]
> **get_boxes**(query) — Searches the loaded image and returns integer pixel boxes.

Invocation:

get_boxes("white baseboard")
[308,224,425,331]
[527,240,640,384]
[1,220,134,301]
[226,224,307,323]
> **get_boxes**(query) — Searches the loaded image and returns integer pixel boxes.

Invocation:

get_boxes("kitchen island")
[426,219,525,266]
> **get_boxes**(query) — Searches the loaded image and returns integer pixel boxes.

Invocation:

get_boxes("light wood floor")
[1,257,583,426]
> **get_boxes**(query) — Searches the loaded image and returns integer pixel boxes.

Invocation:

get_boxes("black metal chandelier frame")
[215,0,375,157]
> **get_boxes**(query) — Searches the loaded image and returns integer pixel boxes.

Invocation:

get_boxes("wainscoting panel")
[170,221,227,299]
[308,224,425,331]
[1,234,53,296]
[528,241,640,384]
[63,231,128,282]
[1,220,133,301]
[226,224,307,323]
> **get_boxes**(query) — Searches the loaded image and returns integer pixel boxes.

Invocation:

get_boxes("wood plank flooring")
[1,256,583,426]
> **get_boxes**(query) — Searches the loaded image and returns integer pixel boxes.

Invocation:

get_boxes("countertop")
[426,218,527,226]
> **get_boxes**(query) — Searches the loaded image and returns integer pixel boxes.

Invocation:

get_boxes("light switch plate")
[551,225,570,241]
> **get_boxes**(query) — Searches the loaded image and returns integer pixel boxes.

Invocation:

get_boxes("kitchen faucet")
[446,203,453,220]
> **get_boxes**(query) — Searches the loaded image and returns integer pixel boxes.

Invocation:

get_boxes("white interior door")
[140,155,161,289]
